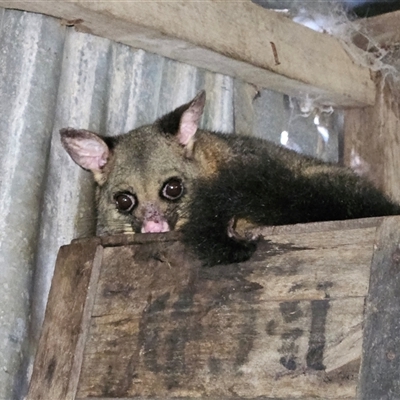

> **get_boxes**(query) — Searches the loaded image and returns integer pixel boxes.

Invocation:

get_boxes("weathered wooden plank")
[358,216,400,399]
[344,75,400,202]
[0,1,375,107]
[78,396,358,400]
[252,216,384,236]
[79,299,362,399]
[75,221,376,399]
[94,231,181,247]
[251,223,377,301]
[353,10,400,50]
[90,224,377,316]
[26,239,103,400]
[27,217,387,399]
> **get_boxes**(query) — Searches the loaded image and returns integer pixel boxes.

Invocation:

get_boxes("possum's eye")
[114,192,136,212]
[161,178,184,200]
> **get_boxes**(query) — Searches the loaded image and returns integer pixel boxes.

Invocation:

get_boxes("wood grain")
[358,216,400,399]
[27,218,387,399]
[353,10,400,49]
[0,0,375,107]
[344,75,400,202]
[26,239,103,400]
[75,220,379,399]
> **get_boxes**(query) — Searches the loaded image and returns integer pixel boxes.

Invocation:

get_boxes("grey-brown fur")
[61,90,400,266]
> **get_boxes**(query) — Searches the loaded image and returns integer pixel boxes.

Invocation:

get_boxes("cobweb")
[275,1,399,163]
[288,1,400,86]
[251,1,399,165]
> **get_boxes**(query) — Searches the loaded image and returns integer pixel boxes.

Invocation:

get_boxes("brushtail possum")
[61,90,400,265]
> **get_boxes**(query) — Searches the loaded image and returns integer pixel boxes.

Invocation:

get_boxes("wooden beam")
[27,238,103,400]
[0,1,375,107]
[353,10,400,49]
[344,11,400,200]
[344,74,400,202]
[358,216,400,399]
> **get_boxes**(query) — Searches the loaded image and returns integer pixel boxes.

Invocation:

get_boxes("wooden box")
[27,216,400,400]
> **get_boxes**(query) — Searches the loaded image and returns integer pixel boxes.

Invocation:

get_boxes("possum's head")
[60,90,206,235]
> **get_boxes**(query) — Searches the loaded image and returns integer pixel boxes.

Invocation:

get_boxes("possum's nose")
[141,219,170,233]
[140,202,170,233]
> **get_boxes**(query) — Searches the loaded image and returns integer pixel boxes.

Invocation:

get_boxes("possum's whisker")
[97,221,135,235]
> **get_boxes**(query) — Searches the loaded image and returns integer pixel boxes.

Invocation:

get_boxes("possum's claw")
[227,217,261,242]
[227,217,243,240]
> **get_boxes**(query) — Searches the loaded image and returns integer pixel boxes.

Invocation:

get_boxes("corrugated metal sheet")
[0,9,65,399]
[0,7,340,399]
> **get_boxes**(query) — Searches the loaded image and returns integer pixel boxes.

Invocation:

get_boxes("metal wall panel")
[32,28,112,349]
[0,7,339,399]
[0,9,65,399]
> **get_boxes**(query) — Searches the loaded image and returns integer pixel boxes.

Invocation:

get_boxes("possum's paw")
[209,237,257,266]
[190,235,257,267]
[182,218,258,266]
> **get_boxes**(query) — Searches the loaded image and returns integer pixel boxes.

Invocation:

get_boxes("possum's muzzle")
[140,202,170,233]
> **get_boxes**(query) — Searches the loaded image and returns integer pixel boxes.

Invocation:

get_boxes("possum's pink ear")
[177,90,206,146]
[60,128,110,178]
[157,90,206,151]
